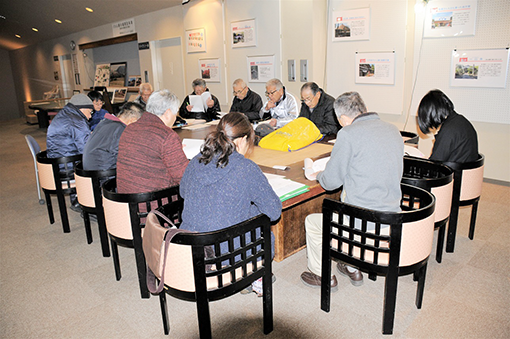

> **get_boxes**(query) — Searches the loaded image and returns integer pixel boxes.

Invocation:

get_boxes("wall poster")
[94,64,110,87]
[186,28,206,53]
[451,48,510,88]
[231,19,256,48]
[424,0,477,38]
[198,58,221,83]
[331,8,370,42]
[355,52,395,85]
[246,55,275,83]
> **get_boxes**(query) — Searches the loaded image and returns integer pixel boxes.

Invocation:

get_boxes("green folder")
[279,185,309,202]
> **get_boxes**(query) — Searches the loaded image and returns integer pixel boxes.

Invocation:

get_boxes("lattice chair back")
[153,202,273,337]
[321,183,435,335]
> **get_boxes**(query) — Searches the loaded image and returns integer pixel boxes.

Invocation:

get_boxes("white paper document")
[182,138,204,159]
[189,92,212,112]
[263,173,309,202]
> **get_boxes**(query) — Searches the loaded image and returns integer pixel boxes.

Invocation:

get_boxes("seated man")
[300,91,403,290]
[117,89,188,194]
[179,78,221,121]
[46,93,94,211]
[299,82,340,136]
[83,102,144,171]
[258,78,298,135]
[47,93,93,158]
[134,83,153,110]
[229,78,263,122]
[87,90,109,131]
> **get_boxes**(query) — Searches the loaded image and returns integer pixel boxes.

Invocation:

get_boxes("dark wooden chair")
[101,178,180,299]
[74,162,116,257]
[320,183,435,335]
[36,150,82,233]
[402,156,453,263]
[442,154,485,253]
[151,202,273,338]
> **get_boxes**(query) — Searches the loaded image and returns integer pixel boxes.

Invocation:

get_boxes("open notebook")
[264,173,309,202]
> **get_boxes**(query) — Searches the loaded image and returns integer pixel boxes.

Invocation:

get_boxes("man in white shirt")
[258,78,298,135]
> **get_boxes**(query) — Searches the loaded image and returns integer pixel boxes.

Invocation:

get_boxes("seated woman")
[87,90,109,131]
[179,112,282,296]
[417,89,478,163]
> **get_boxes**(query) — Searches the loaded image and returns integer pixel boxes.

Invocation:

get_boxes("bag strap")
[151,209,177,229]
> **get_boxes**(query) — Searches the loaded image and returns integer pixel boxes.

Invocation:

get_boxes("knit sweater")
[179,151,281,252]
[318,113,403,213]
[116,112,188,193]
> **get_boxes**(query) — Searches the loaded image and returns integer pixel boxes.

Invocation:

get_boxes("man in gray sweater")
[301,91,403,290]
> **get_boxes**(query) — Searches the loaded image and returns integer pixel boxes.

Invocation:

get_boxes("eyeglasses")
[233,87,247,95]
[301,96,314,103]
[265,89,278,97]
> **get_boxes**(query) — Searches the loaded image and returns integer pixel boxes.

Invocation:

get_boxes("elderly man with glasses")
[299,82,340,136]
[229,78,263,122]
[259,78,298,131]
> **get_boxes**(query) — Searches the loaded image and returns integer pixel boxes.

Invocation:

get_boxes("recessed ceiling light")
[15,34,21,38]
[32,27,38,32]
[0,15,6,20]
[55,19,62,24]
[85,7,93,12]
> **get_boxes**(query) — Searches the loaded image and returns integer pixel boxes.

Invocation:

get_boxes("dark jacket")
[299,89,340,135]
[179,89,220,121]
[83,113,126,171]
[89,108,108,131]
[229,88,263,122]
[430,111,478,163]
[47,103,90,158]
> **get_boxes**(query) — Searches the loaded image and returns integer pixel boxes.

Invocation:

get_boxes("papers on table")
[264,173,309,202]
[217,111,228,118]
[189,92,212,112]
[304,157,330,180]
[182,138,204,159]
[182,118,219,130]
[404,145,425,158]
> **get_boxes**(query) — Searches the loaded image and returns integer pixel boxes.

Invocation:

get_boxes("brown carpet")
[1,118,509,338]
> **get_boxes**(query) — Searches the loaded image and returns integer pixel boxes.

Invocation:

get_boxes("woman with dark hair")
[87,90,108,131]
[417,89,478,163]
[179,112,282,295]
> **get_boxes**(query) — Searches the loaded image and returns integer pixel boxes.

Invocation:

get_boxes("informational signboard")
[424,0,477,38]
[247,55,275,83]
[331,8,370,42]
[112,18,136,37]
[355,52,395,85]
[198,58,221,82]
[231,19,256,48]
[186,28,206,53]
[451,48,510,88]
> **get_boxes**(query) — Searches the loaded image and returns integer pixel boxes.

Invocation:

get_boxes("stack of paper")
[182,138,204,159]
[264,173,309,202]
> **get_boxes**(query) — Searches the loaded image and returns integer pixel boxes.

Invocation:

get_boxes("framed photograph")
[186,28,206,53]
[231,19,256,48]
[198,58,221,82]
[109,62,127,87]
[94,64,110,87]
[112,88,127,102]
[127,75,142,87]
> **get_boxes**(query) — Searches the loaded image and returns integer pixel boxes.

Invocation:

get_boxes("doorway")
[151,37,186,101]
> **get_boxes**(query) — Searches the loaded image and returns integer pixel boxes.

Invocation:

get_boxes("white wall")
[7,0,510,182]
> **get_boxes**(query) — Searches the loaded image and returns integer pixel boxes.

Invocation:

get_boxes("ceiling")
[0,0,183,51]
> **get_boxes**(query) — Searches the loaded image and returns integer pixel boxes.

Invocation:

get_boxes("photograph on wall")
[424,0,477,38]
[94,64,110,87]
[109,62,127,87]
[331,8,370,42]
[186,28,206,53]
[198,58,221,82]
[231,19,256,48]
[450,48,510,88]
[246,55,275,83]
[127,75,142,87]
[355,52,395,85]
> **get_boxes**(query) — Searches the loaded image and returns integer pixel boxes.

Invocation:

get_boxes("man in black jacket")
[299,82,340,136]
[83,102,144,171]
[229,78,263,122]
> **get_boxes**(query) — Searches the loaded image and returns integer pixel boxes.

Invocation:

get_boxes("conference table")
[174,121,340,262]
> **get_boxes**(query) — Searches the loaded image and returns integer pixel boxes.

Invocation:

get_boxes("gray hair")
[192,78,206,89]
[139,83,153,93]
[233,78,246,88]
[334,92,367,119]
[266,78,283,90]
[146,89,180,116]
[301,82,320,95]
[118,102,144,119]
